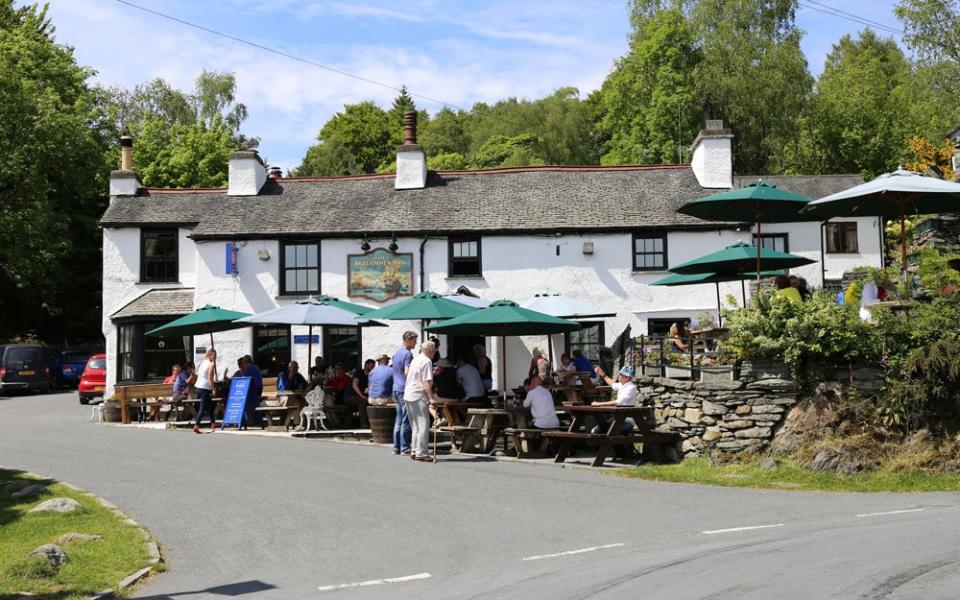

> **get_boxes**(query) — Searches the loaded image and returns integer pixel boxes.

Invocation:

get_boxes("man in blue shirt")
[367,353,393,405]
[572,349,594,374]
[391,331,417,455]
[239,355,264,428]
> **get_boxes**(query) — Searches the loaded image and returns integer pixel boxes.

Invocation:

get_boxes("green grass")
[0,469,153,599]
[614,457,960,493]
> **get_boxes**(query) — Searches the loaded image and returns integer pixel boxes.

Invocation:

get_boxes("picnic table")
[462,407,531,453]
[256,390,305,431]
[542,405,654,467]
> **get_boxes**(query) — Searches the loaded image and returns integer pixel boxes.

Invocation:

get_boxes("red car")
[78,354,106,404]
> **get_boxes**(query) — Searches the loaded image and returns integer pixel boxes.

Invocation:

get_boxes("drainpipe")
[419,237,428,292]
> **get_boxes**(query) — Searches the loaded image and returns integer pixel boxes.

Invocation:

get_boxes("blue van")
[0,344,51,394]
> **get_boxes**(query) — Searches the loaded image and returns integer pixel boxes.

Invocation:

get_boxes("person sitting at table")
[529,348,551,383]
[366,354,393,406]
[278,361,309,392]
[309,355,327,389]
[344,358,375,427]
[523,374,560,429]
[789,275,811,301]
[434,356,461,402]
[473,344,493,391]
[571,349,594,375]
[456,356,486,402]
[172,362,196,400]
[325,362,352,397]
[591,365,639,433]
[774,275,802,305]
[669,322,690,354]
[163,364,181,385]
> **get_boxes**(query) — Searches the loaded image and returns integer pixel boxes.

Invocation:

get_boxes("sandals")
[414,456,435,463]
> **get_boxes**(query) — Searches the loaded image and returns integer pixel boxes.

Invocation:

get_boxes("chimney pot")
[268,166,283,180]
[403,111,417,145]
[119,134,134,171]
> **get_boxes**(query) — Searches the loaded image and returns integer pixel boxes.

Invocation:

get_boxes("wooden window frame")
[448,236,483,277]
[753,233,789,253]
[139,229,179,283]
[279,239,321,296]
[632,231,668,272]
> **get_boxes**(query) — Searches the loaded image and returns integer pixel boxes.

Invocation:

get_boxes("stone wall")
[638,376,797,457]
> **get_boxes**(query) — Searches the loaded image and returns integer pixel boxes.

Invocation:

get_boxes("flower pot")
[103,401,121,423]
[663,365,694,380]
[641,365,663,378]
[699,366,736,383]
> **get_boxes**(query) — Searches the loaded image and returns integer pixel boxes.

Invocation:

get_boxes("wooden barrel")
[103,401,122,423]
[366,404,396,444]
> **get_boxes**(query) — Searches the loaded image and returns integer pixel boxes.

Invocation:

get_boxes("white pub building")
[100,118,881,395]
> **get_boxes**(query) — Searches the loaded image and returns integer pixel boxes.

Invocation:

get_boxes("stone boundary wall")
[637,376,797,457]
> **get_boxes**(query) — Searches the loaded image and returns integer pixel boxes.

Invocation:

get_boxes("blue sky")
[42,1,905,173]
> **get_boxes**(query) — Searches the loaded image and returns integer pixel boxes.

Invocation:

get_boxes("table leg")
[554,440,572,463]
[593,442,613,467]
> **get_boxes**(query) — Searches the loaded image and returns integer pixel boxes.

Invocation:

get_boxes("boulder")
[58,533,102,544]
[760,457,778,471]
[28,544,68,568]
[11,484,46,499]
[29,497,84,514]
[770,383,844,454]
[807,448,840,472]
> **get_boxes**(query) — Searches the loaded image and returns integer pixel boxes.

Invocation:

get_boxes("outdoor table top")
[560,404,652,416]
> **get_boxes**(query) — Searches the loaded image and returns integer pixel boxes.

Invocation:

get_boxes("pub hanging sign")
[347,248,414,302]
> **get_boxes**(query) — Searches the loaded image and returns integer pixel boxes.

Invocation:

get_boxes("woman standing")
[193,348,218,433]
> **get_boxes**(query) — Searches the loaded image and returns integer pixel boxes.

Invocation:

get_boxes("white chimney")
[395,111,426,190]
[228,150,267,196]
[109,134,141,198]
[690,119,733,189]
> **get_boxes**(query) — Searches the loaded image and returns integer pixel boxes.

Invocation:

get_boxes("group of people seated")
[518,364,640,433]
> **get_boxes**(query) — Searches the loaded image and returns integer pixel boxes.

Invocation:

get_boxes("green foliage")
[135,116,235,188]
[726,291,876,381]
[296,101,394,176]
[471,133,546,168]
[426,152,467,171]
[883,337,960,430]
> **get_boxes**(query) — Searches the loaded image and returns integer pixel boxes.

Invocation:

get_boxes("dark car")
[78,354,106,404]
[51,350,92,389]
[0,344,51,395]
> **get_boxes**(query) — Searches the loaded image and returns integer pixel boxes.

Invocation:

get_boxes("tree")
[296,102,394,176]
[789,30,912,177]
[594,7,701,165]
[904,135,956,180]
[0,0,111,341]
[471,133,546,168]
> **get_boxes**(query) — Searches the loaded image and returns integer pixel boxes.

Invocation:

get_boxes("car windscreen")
[5,347,41,367]
[87,357,106,369]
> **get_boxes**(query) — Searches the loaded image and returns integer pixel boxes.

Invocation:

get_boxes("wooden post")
[118,386,128,424]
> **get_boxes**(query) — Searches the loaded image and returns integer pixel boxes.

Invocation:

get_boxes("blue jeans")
[195,388,215,428]
[393,391,411,452]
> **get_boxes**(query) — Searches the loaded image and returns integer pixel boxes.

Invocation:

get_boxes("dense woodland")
[2,0,960,342]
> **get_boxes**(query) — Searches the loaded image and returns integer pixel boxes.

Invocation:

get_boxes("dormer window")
[140,229,178,283]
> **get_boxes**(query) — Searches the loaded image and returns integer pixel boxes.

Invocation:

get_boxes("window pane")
[296,245,307,267]
[307,269,318,291]
[307,244,318,267]
[468,242,477,257]
[285,245,295,266]
[653,238,663,252]
[296,270,307,291]
[635,239,643,252]
[285,270,296,291]
[453,243,462,258]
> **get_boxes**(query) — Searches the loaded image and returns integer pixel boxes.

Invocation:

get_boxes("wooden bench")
[541,430,643,467]
[115,383,177,424]
[504,427,557,458]
[438,425,481,453]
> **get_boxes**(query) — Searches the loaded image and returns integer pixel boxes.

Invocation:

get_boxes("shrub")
[882,337,960,430]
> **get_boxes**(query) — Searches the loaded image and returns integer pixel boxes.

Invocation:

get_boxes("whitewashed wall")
[103,220,882,394]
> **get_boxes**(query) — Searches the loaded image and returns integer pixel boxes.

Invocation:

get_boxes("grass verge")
[613,457,960,492]
[0,468,153,599]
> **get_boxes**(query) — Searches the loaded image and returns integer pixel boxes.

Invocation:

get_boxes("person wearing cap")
[523,374,560,429]
[367,353,393,406]
[391,331,417,455]
[591,365,639,432]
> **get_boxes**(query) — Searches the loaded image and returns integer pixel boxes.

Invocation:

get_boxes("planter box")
[741,359,791,381]
[700,366,736,383]
[664,365,694,380]
[640,365,663,378]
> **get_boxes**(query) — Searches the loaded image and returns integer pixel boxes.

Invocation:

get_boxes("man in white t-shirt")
[523,374,560,429]
[591,365,639,433]
[404,341,438,462]
[456,357,486,401]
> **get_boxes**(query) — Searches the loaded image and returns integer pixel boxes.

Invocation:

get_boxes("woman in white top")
[193,348,218,433]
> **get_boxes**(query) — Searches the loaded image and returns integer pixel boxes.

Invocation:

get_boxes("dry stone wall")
[638,376,797,457]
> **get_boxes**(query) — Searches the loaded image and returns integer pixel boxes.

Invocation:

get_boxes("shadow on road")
[135,580,277,599]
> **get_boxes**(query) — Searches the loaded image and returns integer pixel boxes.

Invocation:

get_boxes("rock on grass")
[57,532,102,544]
[28,498,84,514]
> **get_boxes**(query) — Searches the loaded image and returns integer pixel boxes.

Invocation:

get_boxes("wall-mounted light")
[257,249,270,261]
[360,237,371,252]
[388,235,398,253]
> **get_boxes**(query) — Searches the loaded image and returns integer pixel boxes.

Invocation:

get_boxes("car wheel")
[79,396,89,405]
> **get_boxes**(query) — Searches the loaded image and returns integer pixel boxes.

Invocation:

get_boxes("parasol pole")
[500,335,507,399]
[740,278,747,307]
[307,325,313,372]
[755,219,762,287]
[715,282,723,329]
[899,202,909,297]
[547,334,554,368]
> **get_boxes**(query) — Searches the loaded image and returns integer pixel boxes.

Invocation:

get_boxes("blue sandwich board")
[221,376,250,430]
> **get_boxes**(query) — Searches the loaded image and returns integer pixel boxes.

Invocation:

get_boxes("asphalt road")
[2,391,959,600]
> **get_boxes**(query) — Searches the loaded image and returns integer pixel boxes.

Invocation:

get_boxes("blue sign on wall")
[221,377,250,430]
[293,335,320,344]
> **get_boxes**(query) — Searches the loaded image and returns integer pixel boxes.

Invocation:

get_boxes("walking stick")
[432,401,439,463]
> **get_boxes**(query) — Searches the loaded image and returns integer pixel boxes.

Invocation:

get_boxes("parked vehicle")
[78,354,107,404]
[50,350,92,389]
[0,344,51,395]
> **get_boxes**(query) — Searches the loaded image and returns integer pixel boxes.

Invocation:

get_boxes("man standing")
[405,340,438,462]
[391,331,417,455]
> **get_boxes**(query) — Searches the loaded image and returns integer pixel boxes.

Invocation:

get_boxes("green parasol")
[426,300,580,394]
[145,304,251,349]
[362,291,478,340]
[670,242,815,277]
[652,271,786,325]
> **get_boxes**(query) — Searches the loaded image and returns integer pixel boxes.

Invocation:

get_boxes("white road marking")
[318,572,431,592]
[522,543,625,561]
[701,523,785,535]
[857,508,926,518]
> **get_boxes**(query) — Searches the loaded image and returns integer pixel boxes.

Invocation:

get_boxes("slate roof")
[100,166,864,239]
[732,174,864,200]
[111,288,195,319]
